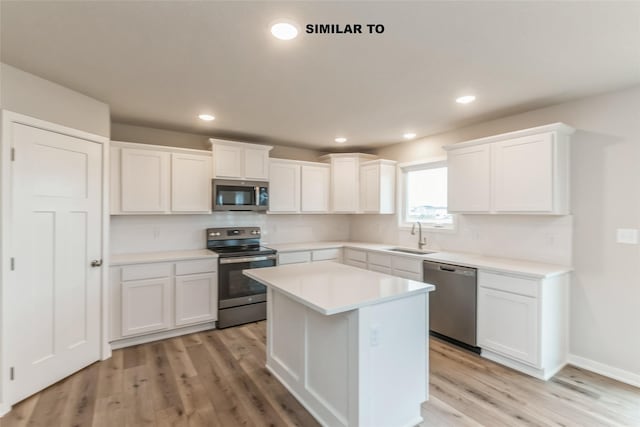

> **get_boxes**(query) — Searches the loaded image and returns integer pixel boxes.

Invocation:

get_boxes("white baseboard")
[568,354,640,388]
[110,322,216,350]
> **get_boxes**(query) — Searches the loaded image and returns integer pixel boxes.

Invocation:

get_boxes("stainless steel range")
[207,227,276,329]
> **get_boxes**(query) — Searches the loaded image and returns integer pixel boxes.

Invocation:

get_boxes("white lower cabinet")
[278,248,342,265]
[477,270,568,380]
[111,258,218,346]
[175,273,217,326]
[122,277,171,336]
[478,286,538,366]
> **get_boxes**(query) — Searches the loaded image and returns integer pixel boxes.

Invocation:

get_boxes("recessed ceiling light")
[198,114,215,121]
[403,132,417,140]
[456,95,476,104]
[335,137,347,143]
[271,21,299,40]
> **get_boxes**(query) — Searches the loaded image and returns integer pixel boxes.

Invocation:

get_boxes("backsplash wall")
[349,214,573,266]
[110,213,351,254]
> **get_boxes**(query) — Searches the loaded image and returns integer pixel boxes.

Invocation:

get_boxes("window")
[400,160,454,229]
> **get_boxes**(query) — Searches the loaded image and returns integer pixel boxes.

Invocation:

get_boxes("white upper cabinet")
[269,159,301,213]
[171,153,211,212]
[360,159,396,214]
[111,141,211,215]
[301,163,330,212]
[320,153,378,213]
[447,144,491,213]
[445,123,574,215]
[120,148,170,213]
[269,159,330,213]
[493,133,555,212]
[210,139,272,180]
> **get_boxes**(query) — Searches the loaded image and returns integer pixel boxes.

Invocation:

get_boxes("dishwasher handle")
[424,261,476,277]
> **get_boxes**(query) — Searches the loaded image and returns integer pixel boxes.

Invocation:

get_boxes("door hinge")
[10,257,15,271]
[9,367,14,381]
[10,148,15,162]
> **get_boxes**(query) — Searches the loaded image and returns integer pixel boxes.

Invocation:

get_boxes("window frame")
[397,158,456,232]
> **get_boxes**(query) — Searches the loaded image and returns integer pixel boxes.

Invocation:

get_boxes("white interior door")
[8,123,102,404]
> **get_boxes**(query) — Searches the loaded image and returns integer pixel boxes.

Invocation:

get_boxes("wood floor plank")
[96,348,124,399]
[145,342,185,414]
[122,365,156,426]
[201,331,290,427]
[3,322,639,427]
[186,342,252,427]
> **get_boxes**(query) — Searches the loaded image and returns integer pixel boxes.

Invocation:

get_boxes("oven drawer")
[176,259,218,276]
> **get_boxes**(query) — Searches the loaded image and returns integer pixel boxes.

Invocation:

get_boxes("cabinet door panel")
[214,144,243,178]
[301,165,330,212]
[269,161,300,212]
[360,164,380,213]
[331,158,359,212]
[478,287,539,366]
[122,277,170,336]
[244,148,269,180]
[171,153,211,212]
[493,133,553,212]
[175,273,217,326]
[121,148,170,212]
[447,144,491,212]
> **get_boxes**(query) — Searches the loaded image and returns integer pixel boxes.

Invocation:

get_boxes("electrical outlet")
[616,228,639,244]
[153,227,161,240]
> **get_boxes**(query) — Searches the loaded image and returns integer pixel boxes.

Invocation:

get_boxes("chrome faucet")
[411,221,427,250]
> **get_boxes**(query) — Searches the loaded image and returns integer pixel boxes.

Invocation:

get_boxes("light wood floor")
[2,322,639,427]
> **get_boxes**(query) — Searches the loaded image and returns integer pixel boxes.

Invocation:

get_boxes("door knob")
[91,259,103,267]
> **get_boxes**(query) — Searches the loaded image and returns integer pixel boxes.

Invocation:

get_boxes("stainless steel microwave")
[212,179,269,211]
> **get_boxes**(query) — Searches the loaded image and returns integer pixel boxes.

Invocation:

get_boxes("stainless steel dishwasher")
[423,260,480,352]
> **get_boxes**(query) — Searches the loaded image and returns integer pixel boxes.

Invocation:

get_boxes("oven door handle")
[219,254,277,264]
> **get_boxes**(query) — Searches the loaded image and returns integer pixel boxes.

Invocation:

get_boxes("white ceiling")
[2,1,640,149]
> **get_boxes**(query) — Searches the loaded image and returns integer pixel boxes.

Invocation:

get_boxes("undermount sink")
[386,247,436,255]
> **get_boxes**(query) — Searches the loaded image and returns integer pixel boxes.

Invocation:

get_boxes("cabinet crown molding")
[443,123,575,151]
[318,152,378,161]
[111,140,211,156]
[208,138,273,151]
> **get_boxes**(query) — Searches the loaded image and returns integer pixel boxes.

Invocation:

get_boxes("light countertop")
[110,249,217,266]
[244,262,435,315]
[266,241,571,279]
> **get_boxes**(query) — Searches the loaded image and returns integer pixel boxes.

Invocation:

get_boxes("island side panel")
[266,287,430,427]
[266,287,359,427]
[357,292,428,427]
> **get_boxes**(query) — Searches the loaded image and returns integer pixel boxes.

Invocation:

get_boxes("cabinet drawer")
[369,264,392,275]
[367,252,392,268]
[278,251,311,265]
[478,271,538,297]
[344,248,367,262]
[122,263,171,281]
[345,259,367,270]
[312,248,342,262]
[176,259,217,276]
[391,256,422,274]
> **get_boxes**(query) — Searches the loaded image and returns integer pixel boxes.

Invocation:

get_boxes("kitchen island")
[244,262,435,427]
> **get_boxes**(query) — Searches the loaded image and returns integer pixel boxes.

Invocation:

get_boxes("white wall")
[356,85,640,382]
[350,215,573,265]
[0,63,110,137]
[111,213,350,254]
